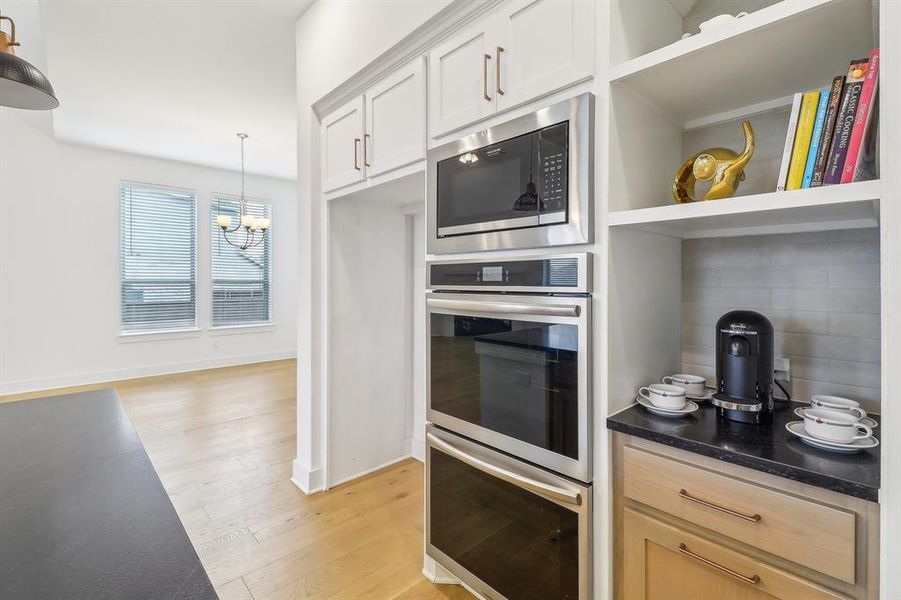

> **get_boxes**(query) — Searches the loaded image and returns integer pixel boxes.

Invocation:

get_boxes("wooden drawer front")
[623,446,856,584]
[623,508,848,600]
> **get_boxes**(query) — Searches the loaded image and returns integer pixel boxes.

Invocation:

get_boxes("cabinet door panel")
[623,509,845,600]
[429,24,496,138]
[365,58,426,177]
[322,97,365,192]
[496,0,594,111]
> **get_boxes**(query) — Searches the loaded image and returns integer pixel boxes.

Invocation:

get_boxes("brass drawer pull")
[483,53,492,101]
[678,543,761,585]
[679,489,761,522]
[496,46,505,95]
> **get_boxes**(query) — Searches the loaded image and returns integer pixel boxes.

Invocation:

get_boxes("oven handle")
[427,432,582,506]
[426,297,580,318]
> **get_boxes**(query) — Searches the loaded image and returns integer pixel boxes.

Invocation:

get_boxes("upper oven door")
[427,93,593,255]
[426,293,591,482]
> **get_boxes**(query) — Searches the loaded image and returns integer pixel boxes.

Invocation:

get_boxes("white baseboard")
[422,555,460,585]
[412,436,425,463]
[0,350,296,395]
[291,459,323,495]
[327,453,413,488]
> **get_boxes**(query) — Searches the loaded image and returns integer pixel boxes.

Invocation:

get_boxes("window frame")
[209,193,274,330]
[118,181,199,337]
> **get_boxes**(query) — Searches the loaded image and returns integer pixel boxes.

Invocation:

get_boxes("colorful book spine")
[786,90,821,190]
[777,93,803,192]
[811,75,845,187]
[823,58,869,185]
[842,48,880,183]
[801,88,831,188]
[853,93,879,182]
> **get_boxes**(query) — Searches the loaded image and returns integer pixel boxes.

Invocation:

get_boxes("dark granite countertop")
[607,400,880,502]
[0,390,217,599]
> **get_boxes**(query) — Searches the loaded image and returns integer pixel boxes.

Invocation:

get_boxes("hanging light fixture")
[0,11,58,110]
[217,133,270,250]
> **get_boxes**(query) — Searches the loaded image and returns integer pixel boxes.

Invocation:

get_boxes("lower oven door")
[426,425,591,600]
[427,292,590,482]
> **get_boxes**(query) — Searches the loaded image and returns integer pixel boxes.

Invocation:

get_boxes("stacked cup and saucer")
[786,395,879,453]
[636,374,705,418]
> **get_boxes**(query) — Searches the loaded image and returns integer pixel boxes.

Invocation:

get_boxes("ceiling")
[39,0,312,180]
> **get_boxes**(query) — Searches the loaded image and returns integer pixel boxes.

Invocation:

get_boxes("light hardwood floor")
[5,360,472,600]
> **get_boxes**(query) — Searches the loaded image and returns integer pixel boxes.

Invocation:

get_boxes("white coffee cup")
[698,12,748,33]
[639,383,686,410]
[662,374,706,397]
[802,408,873,443]
[810,395,867,420]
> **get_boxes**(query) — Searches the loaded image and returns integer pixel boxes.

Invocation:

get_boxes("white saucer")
[686,389,715,402]
[793,407,878,428]
[785,421,879,453]
[636,395,699,417]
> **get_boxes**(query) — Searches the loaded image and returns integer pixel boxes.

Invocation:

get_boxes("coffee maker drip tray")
[711,393,763,412]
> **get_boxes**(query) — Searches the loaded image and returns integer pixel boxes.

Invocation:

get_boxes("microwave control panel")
[538,121,569,215]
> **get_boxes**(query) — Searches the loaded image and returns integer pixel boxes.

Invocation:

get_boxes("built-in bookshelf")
[605,0,883,417]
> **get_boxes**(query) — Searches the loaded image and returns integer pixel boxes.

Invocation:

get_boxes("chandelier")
[217,133,270,250]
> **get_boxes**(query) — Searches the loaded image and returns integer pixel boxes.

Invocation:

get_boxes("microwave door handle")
[427,432,582,506]
[426,297,580,318]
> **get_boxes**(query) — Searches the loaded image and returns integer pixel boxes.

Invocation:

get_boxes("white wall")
[326,196,412,485]
[293,0,452,492]
[0,109,298,394]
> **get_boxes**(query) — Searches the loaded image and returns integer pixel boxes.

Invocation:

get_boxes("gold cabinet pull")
[353,138,361,171]
[496,46,505,95]
[678,543,761,585]
[483,53,492,101]
[363,133,371,167]
[679,489,761,522]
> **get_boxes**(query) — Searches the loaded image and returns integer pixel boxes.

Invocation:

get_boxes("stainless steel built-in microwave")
[427,93,594,254]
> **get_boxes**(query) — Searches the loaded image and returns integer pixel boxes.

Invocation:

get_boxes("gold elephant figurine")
[673,120,755,203]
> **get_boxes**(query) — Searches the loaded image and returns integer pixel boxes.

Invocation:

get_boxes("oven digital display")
[482,266,503,282]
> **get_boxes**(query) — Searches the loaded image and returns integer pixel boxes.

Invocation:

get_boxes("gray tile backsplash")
[681,229,881,412]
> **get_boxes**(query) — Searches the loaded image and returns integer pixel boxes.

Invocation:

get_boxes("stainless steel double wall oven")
[425,253,593,600]
[424,93,594,600]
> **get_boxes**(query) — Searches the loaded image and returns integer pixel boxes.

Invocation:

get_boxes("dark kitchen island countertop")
[607,400,880,502]
[0,390,217,600]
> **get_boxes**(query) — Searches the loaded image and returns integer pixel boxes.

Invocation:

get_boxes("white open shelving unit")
[603,0,899,594]
[604,0,883,417]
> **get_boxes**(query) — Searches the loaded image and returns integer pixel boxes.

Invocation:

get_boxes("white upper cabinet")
[365,58,427,177]
[495,0,595,111]
[322,96,365,192]
[428,25,497,138]
[429,0,595,138]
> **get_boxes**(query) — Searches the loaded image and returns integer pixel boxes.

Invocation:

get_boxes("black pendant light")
[0,11,58,110]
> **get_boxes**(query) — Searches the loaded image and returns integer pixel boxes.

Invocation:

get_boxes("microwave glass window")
[437,131,538,231]
[430,314,579,459]
[430,448,579,599]
[435,121,570,237]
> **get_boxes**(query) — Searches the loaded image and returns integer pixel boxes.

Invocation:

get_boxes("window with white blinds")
[211,198,272,327]
[120,184,197,333]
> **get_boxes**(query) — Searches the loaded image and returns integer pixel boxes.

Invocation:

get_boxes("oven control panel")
[428,254,590,293]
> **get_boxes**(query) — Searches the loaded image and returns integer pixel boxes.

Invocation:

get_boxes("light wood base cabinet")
[613,433,879,600]
[623,508,846,600]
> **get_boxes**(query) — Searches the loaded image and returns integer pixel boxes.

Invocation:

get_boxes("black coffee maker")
[711,310,774,424]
